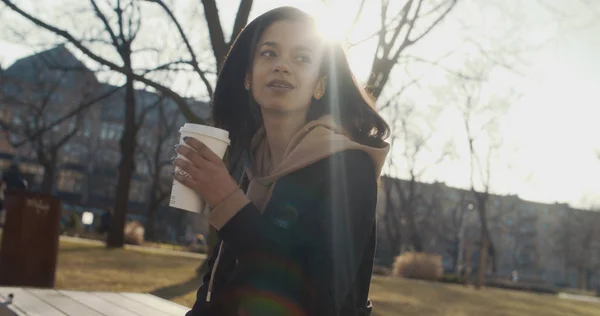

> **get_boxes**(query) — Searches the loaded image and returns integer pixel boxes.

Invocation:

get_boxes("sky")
[1,0,599,208]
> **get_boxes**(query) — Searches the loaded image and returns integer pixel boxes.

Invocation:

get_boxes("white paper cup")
[169,123,230,213]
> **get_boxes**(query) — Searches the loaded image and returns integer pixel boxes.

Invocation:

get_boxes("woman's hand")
[172,137,238,208]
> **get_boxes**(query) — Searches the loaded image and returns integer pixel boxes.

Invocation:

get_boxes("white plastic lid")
[180,123,230,143]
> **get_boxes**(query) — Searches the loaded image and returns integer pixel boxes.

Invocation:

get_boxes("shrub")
[392,252,443,281]
[124,220,145,245]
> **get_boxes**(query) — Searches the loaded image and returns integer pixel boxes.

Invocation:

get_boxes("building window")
[83,122,92,137]
[136,160,149,175]
[68,119,77,132]
[100,122,123,141]
[100,123,109,140]
[129,180,146,202]
[57,170,84,193]
[62,144,86,165]
[12,114,22,126]
[9,133,20,144]
[0,108,8,121]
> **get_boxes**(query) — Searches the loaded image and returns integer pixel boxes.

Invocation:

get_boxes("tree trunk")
[475,232,489,289]
[145,182,167,242]
[464,238,473,286]
[578,267,587,290]
[40,152,58,195]
[366,58,392,99]
[406,209,423,252]
[453,238,461,276]
[404,179,424,252]
[383,190,402,261]
[145,209,158,242]
[106,72,137,248]
[487,236,497,274]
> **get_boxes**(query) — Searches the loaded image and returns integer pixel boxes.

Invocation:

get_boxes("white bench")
[0,287,190,316]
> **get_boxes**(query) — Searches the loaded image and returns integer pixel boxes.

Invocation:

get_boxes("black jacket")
[186,150,377,316]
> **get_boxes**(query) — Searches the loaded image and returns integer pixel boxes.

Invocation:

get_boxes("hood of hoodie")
[244,115,390,211]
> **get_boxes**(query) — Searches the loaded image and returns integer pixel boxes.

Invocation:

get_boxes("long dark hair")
[211,7,389,175]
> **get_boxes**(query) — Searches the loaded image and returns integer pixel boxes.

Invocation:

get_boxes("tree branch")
[231,0,253,45]
[141,0,214,96]
[201,0,227,69]
[90,0,121,49]
[1,0,203,123]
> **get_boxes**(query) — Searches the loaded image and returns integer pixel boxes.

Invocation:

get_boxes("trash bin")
[0,190,62,288]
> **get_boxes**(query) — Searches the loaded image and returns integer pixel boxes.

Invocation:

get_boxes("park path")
[558,292,600,304]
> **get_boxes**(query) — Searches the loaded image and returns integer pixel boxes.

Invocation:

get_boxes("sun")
[315,12,347,42]
[295,1,349,42]
[283,0,376,82]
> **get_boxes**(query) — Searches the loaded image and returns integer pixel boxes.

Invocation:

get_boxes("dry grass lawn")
[49,241,600,315]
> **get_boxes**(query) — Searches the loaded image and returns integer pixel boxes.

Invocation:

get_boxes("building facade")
[0,46,211,242]
[377,176,600,290]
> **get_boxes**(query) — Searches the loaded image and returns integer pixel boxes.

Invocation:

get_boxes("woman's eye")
[261,50,276,58]
[296,55,311,63]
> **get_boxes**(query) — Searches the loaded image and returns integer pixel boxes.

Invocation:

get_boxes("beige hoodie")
[209,115,390,229]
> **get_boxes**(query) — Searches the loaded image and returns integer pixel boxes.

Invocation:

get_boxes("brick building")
[0,46,211,242]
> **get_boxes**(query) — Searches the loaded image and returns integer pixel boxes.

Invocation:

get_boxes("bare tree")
[438,61,518,288]
[382,92,453,252]
[431,188,471,273]
[557,208,600,290]
[82,0,148,248]
[378,176,403,264]
[139,100,180,241]
[363,0,459,99]
[0,0,250,249]
[0,63,115,193]
[142,0,254,270]
[465,108,499,288]
[1,0,201,122]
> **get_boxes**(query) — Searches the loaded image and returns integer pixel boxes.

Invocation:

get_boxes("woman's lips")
[267,79,295,91]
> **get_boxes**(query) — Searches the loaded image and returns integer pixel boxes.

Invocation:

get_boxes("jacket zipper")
[206,241,224,302]
[206,168,249,302]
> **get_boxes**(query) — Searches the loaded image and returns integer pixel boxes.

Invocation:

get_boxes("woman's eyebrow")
[293,45,313,53]
[260,41,278,49]
[259,41,314,53]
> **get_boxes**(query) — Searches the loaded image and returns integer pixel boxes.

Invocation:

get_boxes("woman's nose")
[273,61,291,74]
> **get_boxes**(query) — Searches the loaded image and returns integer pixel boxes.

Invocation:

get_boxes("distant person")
[0,163,27,221]
[99,208,113,235]
[176,7,389,316]
[1,163,27,192]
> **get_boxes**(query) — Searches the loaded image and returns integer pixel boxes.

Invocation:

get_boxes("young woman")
[174,6,390,316]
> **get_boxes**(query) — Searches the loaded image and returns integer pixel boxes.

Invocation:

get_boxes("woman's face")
[247,20,327,115]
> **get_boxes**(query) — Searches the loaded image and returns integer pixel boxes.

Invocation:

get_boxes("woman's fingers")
[171,138,238,207]
[173,169,199,188]
[175,143,209,168]
[183,137,221,163]
[173,157,201,179]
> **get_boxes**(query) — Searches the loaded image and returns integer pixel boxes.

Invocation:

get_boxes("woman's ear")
[313,76,328,100]
[244,73,250,90]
